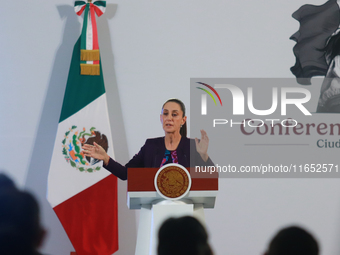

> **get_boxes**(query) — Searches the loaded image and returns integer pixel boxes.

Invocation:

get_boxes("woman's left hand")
[195,129,209,162]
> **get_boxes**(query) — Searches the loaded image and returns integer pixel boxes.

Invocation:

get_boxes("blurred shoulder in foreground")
[0,172,46,255]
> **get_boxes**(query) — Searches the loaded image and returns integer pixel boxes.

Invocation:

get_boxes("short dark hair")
[0,173,16,191]
[162,99,187,137]
[0,174,43,255]
[158,216,213,255]
[266,226,319,255]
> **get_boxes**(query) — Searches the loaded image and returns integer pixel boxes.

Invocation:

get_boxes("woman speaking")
[82,99,213,180]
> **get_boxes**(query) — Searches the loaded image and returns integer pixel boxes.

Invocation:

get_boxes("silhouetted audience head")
[158,216,213,255]
[0,173,45,255]
[265,226,319,255]
[0,173,16,191]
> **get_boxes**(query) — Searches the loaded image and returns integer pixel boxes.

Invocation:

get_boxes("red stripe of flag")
[54,175,118,255]
[76,5,87,16]
[90,4,100,65]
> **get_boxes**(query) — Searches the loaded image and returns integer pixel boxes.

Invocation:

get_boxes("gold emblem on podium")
[154,163,191,200]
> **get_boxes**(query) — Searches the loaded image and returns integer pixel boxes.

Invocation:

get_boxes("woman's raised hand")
[82,142,110,165]
[195,129,209,162]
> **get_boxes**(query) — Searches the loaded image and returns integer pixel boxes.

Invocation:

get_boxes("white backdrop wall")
[1,1,340,255]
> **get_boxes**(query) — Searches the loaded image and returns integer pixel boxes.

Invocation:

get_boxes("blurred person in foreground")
[0,173,46,255]
[264,226,319,255]
[158,216,213,255]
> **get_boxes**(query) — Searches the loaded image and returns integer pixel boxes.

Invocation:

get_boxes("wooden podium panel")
[127,168,218,209]
[127,168,218,191]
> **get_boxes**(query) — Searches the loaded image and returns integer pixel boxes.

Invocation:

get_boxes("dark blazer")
[104,136,213,180]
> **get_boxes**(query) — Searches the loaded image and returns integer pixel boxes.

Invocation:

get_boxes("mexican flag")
[47,1,118,254]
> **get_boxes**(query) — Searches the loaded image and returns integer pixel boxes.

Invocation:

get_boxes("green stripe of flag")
[94,1,106,7]
[59,37,105,123]
[75,1,86,7]
[80,4,89,52]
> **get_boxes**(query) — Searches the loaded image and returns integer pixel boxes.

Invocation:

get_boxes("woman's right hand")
[82,142,110,165]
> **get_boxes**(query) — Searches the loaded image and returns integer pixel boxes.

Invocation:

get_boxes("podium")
[127,164,218,255]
